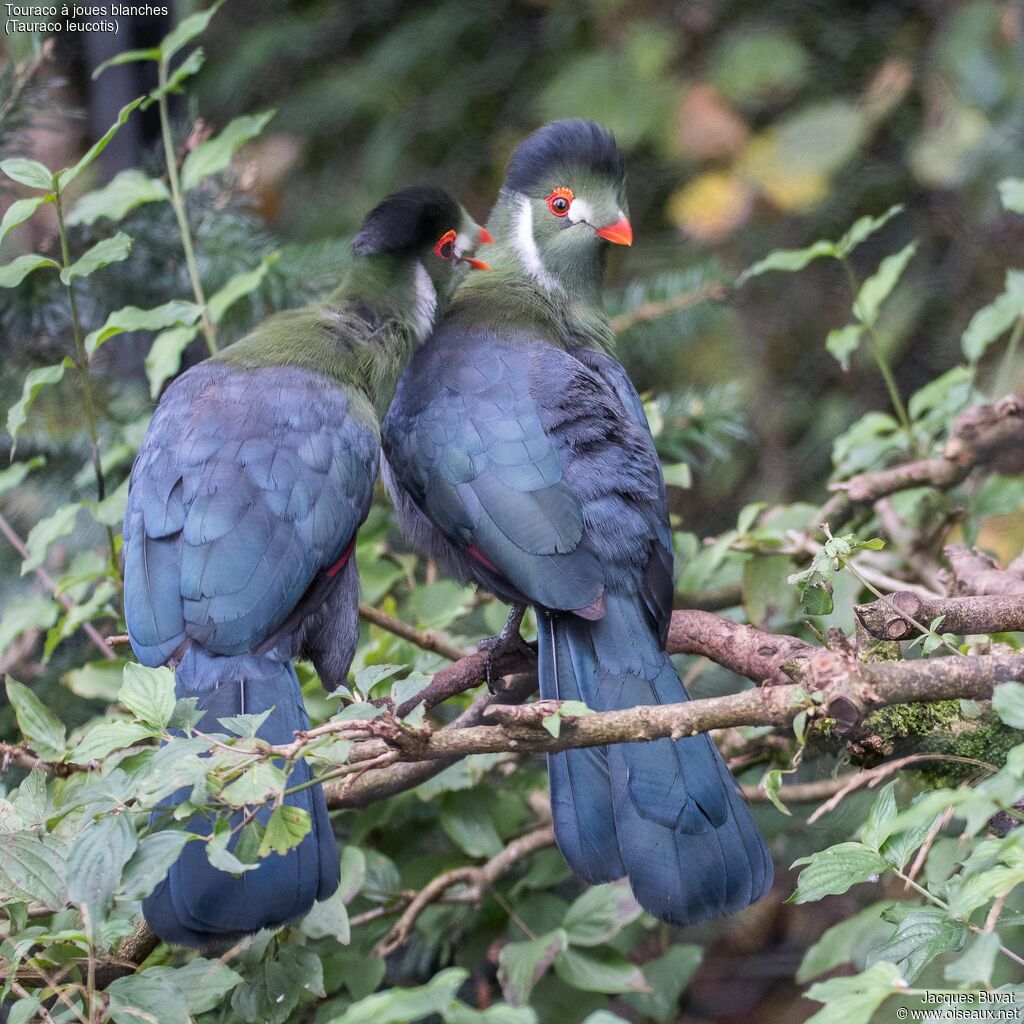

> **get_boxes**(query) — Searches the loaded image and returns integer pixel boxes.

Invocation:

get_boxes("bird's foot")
[478,604,529,694]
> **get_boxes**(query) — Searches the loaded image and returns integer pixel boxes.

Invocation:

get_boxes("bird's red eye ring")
[545,187,574,217]
[433,229,457,260]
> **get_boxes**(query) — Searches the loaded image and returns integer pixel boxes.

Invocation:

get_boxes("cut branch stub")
[856,590,1024,640]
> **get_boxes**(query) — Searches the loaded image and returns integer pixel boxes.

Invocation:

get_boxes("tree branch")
[358,602,468,663]
[855,590,1024,640]
[941,545,1024,598]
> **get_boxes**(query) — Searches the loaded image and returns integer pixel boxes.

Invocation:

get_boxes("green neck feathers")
[213,252,436,420]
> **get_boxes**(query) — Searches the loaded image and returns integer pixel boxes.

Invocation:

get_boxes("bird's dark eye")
[545,187,574,217]
[433,229,457,260]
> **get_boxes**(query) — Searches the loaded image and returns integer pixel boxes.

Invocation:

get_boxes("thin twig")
[358,602,469,662]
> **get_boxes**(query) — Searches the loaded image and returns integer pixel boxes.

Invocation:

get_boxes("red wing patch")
[326,539,356,578]
[466,544,499,574]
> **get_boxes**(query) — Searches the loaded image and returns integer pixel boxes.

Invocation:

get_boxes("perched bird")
[124,186,489,947]
[382,122,772,925]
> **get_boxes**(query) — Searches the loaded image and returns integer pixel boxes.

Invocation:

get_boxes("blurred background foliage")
[0,2,1023,1022]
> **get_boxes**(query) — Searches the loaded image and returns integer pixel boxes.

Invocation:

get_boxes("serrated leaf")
[993,681,1024,728]
[826,323,863,371]
[145,323,200,397]
[790,843,887,902]
[56,98,145,191]
[498,929,568,1005]
[119,830,193,900]
[5,677,66,759]
[119,662,176,729]
[21,502,81,574]
[0,251,59,287]
[85,298,201,357]
[206,818,259,875]
[68,721,156,764]
[999,177,1024,214]
[553,946,647,994]
[803,962,903,1024]
[854,240,917,326]
[60,231,133,285]
[66,811,137,923]
[0,194,53,241]
[865,908,966,982]
[563,881,642,946]
[67,169,169,226]
[737,239,835,284]
[0,157,53,190]
[181,109,275,191]
[160,0,224,61]
[258,803,311,857]
[208,252,277,323]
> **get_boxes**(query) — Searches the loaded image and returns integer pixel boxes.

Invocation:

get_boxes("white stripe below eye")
[413,260,437,339]
[513,193,562,293]
[455,232,471,257]
[567,197,593,224]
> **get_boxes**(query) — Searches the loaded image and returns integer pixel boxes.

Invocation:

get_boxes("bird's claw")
[478,604,529,694]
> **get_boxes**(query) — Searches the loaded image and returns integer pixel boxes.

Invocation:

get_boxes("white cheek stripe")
[513,193,561,293]
[413,260,437,340]
[454,232,471,258]
[568,197,593,224]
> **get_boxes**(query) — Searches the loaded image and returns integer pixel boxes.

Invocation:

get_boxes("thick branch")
[855,590,1024,640]
[820,396,1024,528]
[941,545,1024,598]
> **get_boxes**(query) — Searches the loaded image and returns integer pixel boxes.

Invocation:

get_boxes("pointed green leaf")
[803,962,903,1024]
[5,677,66,759]
[998,177,1024,214]
[0,157,54,190]
[0,194,53,242]
[861,780,898,852]
[834,204,904,257]
[160,0,224,61]
[206,818,259,875]
[301,887,350,943]
[0,595,58,661]
[563,881,642,946]
[145,324,199,397]
[220,761,286,807]
[59,232,132,285]
[119,663,176,729]
[865,908,966,982]
[943,930,1001,986]
[0,252,59,288]
[85,298,201,357]
[120,831,194,900]
[440,789,503,857]
[621,945,702,1023]
[66,811,137,923]
[948,864,1024,918]
[68,721,157,764]
[853,240,917,326]
[258,804,312,857]
[790,843,887,903]
[826,323,863,371]
[67,170,169,226]
[553,946,647,994]
[93,48,161,79]
[993,681,1024,729]
[0,833,67,909]
[21,502,81,574]
[0,455,43,496]
[961,271,1024,364]
[181,110,275,191]
[56,97,145,191]
[797,902,895,983]
[146,48,206,104]
[498,929,568,1005]
[208,252,277,323]
[737,239,836,284]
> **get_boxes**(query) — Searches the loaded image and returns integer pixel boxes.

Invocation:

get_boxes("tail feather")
[539,597,772,926]
[143,652,339,947]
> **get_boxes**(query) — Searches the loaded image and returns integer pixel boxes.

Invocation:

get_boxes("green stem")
[54,190,118,570]
[994,315,1023,400]
[839,256,915,451]
[157,58,217,354]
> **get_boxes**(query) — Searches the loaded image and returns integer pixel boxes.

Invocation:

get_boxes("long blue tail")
[537,596,772,925]
[143,652,340,947]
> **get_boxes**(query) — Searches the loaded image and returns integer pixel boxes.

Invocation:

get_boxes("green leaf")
[853,240,917,326]
[93,48,161,79]
[208,251,277,323]
[119,662,176,729]
[961,271,1024,364]
[68,721,156,764]
[948,864,1024,918]
[498,929,568,1005]
[0,833,67,908]
[258,804,311,857]
[861,780,898,852]
[0,251,59,287]
[56,97,145,191]
[0,455,43,496]
[760,767,791,815]
[7,360,71,453]
[621,944,702,1023]
[160,0,224,61]
[834,204,904,258]
[790,842,887,903]
[553,946,647,994]
[146,47,206,104]
[797,901,895,983]
[440,789,504,857]
[661,461,692,488]
[0,157,54,190]
[737,239,835,284]
[943,930,1001,986]
[120,831,194,900]
[67,170,169,226]
[206,818,259,875]
[181,109,275,191]
[59,231,132,284]
[803,962,903,1024]
[993,681,1024,728]
[66,811,138,923]
[220,761,286,807]
[867,908,967,982]
[563,881,642,946]
[300,887,350,944]
[327,967,468,1024]
[107,973,190,1024]
[5,677,66,760]
[0,194,53,242]
[21,502,81,574]
[826,323,863,371]
[85,298,201,357]
[998,177,1024,214]
[145,324,200,397]
[0,595,58,661]
[65,658,131,701]
[880,799,943,870]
